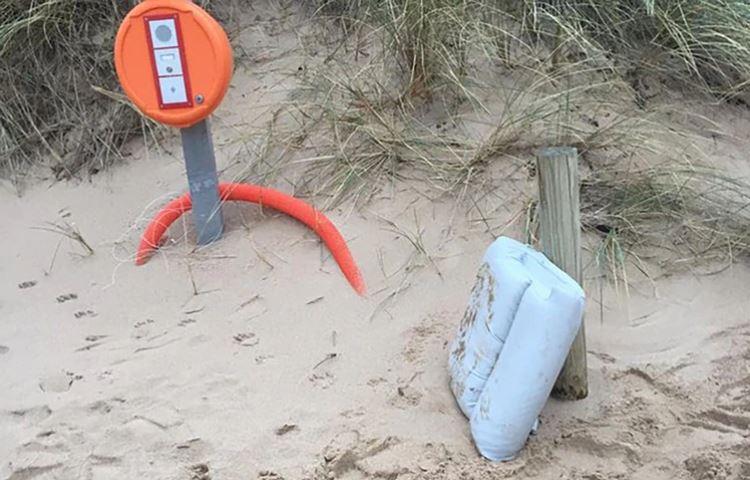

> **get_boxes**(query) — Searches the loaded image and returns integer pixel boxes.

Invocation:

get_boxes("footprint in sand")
[275,424,299,436]
[254,355,273,365]
[389,385,423,409]
[561,431,640,467]
[339,408,366,419]
[132,319,155,340]
[76,335,108,352]
[18,280,37,289]
[402,313,452,365]
[309,371,335,389]
[5,463,63,480]
[88,399,117,415]
[315,436,399,479]
[684,452,730,480]
[134,319,154,328]
[367,377,387,387]
[233,333,259,347]
[189,463,211,480]
[74,309,97,319]
[0,345,9,355]
[258,470,284,480]
[56,293,77,303]
[39,371,82,393]
[5,405,52,424]
[737,461,750,479]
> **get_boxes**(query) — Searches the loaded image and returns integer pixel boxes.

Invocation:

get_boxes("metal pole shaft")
[180,119,223,245]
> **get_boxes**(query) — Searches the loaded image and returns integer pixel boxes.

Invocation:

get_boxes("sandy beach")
[1,2,749,479]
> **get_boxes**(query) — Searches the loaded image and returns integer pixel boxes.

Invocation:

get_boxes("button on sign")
[146,15,191,108]
[158,76,188,104]
[148,19,179,48]
[155,49,183,76]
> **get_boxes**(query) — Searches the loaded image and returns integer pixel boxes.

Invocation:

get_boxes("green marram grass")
[310,0,750,98]
[0,0,146,181]
[583,164,750,272]
[4,0,750,178]
[301,0,750,277]
[4,0,750,278]
[518,0,750,96]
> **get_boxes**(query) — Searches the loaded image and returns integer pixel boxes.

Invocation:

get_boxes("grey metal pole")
[180,119,223,245]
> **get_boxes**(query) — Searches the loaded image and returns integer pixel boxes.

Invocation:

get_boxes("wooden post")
[536,147,588,400]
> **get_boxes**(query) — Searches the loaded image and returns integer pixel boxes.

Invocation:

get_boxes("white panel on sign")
[149,19,179,49]
[154,48,183,76]
[159,76,188,104]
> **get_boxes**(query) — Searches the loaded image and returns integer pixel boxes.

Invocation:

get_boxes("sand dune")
[1,2,749,479]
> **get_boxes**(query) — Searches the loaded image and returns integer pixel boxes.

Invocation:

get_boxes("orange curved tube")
[136,182,366,295]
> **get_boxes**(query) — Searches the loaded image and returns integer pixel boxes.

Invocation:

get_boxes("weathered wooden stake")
[536,146,588,400]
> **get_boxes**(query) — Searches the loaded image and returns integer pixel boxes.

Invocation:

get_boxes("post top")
[537,146,579,158]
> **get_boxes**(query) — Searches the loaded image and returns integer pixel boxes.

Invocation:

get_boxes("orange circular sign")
[114,0,232,128]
